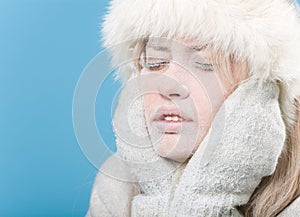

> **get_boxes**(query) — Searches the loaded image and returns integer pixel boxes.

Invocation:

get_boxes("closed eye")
[142,61,170,71]
[193,62,214,71]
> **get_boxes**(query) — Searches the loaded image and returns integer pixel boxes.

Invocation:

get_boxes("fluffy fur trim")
[101,0,300,134]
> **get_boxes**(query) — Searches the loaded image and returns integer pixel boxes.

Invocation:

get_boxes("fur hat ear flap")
[101,0,300,134]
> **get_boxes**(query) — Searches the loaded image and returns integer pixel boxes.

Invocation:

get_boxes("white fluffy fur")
[101,0,300,134]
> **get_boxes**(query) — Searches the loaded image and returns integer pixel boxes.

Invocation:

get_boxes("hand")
[169,79,286,216]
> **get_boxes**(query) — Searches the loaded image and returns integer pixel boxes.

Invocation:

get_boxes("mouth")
[151,106,193,133]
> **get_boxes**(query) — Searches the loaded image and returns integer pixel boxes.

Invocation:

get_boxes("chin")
[157,150,193,163]
[153,134,196,162]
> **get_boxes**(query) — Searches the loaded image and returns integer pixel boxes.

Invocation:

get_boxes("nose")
[158,76,190,100]
[156,60,191,100]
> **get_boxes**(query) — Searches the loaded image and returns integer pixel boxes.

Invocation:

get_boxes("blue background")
[1,1,300,217]
[0,0,118,217]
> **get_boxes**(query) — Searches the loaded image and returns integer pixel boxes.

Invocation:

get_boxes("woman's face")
[140,37,247,162]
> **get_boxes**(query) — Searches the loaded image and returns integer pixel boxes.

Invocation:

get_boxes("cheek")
[188,80,218,124]
[143,93,158,125]
[188,74,228,134]
[192,92,211,115]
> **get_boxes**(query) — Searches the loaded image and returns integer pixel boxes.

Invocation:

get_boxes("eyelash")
[142,61,169,71]
[142,60,214,72]
[193,62,214,71]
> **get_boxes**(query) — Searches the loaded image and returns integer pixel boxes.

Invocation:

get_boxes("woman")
[86,0,300,216]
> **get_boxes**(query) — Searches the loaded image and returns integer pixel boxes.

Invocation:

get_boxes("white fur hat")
[101,0,300,134]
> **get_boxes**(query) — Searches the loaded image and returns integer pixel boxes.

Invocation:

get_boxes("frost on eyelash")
[141,60,213,72]
[193,62,214,71]
[144,61,169,70]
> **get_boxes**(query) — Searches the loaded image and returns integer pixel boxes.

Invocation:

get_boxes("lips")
[152,106,192,121]
[151,106,193,133]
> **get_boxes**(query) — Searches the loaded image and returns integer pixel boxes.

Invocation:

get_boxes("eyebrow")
[146,44,170,52]
[146,43,208,52]
[191,44,207,52]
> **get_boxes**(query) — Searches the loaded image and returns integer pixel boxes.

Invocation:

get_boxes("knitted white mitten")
[169,79,286,216]
[112,76,183,216]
